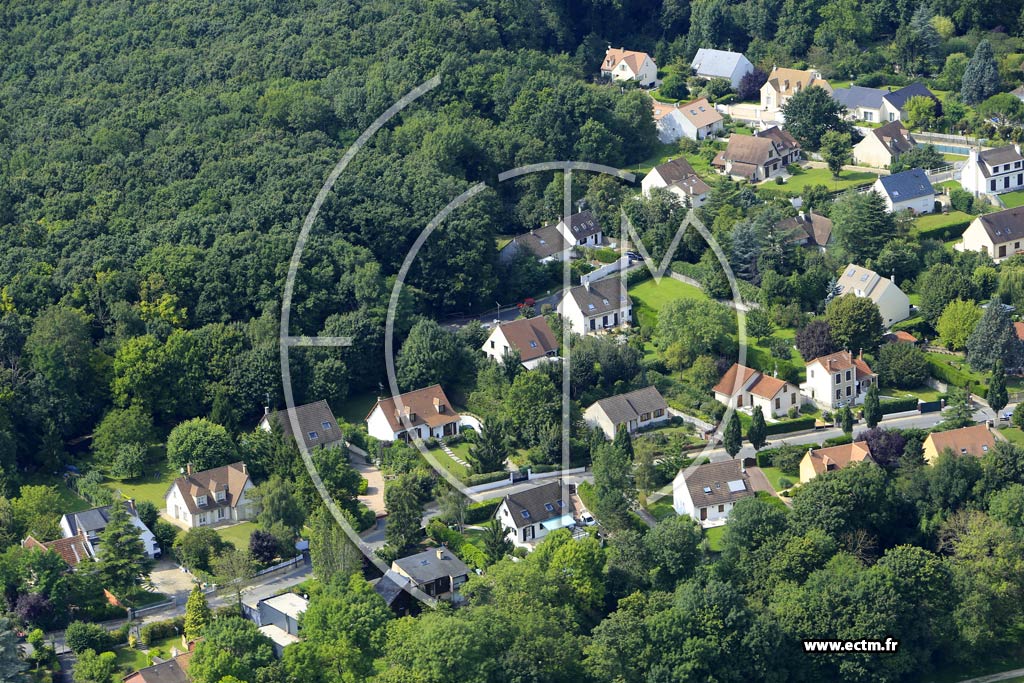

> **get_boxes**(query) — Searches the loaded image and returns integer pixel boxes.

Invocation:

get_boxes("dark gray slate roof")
[567,278,631,317]
[562,210,602,240]
[373,570,410,606]
[977,206,1024,243]
[654,157,699,185]
[64,501,139,536]
[267,399,345,451]
[393,547,470,585]
[832,85,885,110]
[883,83,940,112]
[501,481,568,529]
[511,224,572,260]
[979,144,1024,169]
[683,460,753,507]
[590,386,668,426]
[877,168,934,201]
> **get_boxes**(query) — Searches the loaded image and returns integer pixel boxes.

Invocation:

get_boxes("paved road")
[952,667,1024,683]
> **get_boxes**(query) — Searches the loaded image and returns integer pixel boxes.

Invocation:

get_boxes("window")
[845,370,851,381]
[718,505,725,512]
[322,421,332,430]
[864,111,873,122]
[791,393,797,405]
[992,179,998,192]
[544,503,554,512]
[529,341,537,348]
[836,389,842,399]
[640,412,651,421]
[308,431,319,441]
[846,386,852,396]
[215,490,225,502]
[520,510,531,519]
[217,507,225,520]
[834,373,841,383]
[490,340,495,349]
[654,408,664,418]
[557,499,565,508]
[775,398,781,410]
[810,370,814,378]
[196,495,207,507]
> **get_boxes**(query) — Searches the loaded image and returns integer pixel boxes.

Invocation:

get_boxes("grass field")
[998,427,1024,446]
[336,390,379,425]
[431,443,470,481]
[1001,191,1024,208]
[934,179,962,191]
[104,458,176,509]
[645,497,677,521]
[214,521,257,550]
[777,166,878,194]
[115,646,152,672]
[882,384,944,402]
[760,467,796,492]
[630,277,710,330]
[912,210,972,233]
[704,525,726,552]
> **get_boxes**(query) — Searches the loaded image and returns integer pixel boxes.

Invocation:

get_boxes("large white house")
[956,207,1024,262]
[961,144,1024,197]
[365,384,463,443]
[165,462,256,529]
[712,363,800,418]
[673,459,754,527]
[557,278,632,335]
[584,386,669,439]
[498,211,604,264]
[641,157,711,208]
[835,263,911,327]
[59,501,160,559]
[481,316,559,369]
[800,350,877,410]
[873,168,935,214]
[600,47,657,87]
[495,481,575,548]
[689,48,754,90]
[651,98,723,143]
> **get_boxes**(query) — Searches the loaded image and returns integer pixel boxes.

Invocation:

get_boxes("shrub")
[758,444,806,474]
[465,471,509,487]
[778,477,793,489]
[65,621,117,654]
[465,498,502,524]
[357,477,369,495]
[822,434,853,447]
[459,542,487,570]
[764,416,816,435]
[880,396,920,414]
[140,617,184,647]
[950,188,974,214]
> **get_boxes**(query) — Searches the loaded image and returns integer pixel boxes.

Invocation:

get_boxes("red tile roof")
[712,363,758,396]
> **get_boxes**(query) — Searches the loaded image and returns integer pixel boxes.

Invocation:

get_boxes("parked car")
[1002,411,1014,421]
[580,513,596,526]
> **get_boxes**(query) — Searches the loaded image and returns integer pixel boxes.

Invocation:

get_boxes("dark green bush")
[140,617,185,647]
[465,498,503,524]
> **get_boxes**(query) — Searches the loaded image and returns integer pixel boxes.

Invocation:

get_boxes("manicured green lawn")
[103,458,176,509]
[704,525,727,552]
[645,497,677,521]
[336,390,379,425]
[214,521,257,550]
[776,167,878,194]
[630,142,683,175]
[1001,191,1024,208]
[760,467,797,492]
[115,646,152,672]
[429,445,470,481]
[20,473,91,513]
[912,210,972,233]
[925,352,989,392]
[934,179,961,191]
[999,427,1024,446]
[629,278,708,311]
[882,385,943,402]
[941,152,967,161]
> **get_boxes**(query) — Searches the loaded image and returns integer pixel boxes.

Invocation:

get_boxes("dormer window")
[215,490,226,502]
[196,495,208,506]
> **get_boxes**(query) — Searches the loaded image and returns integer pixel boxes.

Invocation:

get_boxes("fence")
[255,555,304,578]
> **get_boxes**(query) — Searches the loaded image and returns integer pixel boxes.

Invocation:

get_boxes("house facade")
[712,363,801,418]
[835,263,911,327]
[165,462,256,529]
[60,501,160,559]
[832,85,886,123]
[673,459,753,527]
[801,350,877,409]
[757,126,801,166]
[481,316,559,369]
[690,49,754,90]
[259,399,345,451]
[641,157,711,208]
[251,592,308,656]
[391,547,470,602]
[601,47,657,87]
[714,134,787,181]
[955,207,1024,263]
[584,386,669,439]
[873,168,935,214]
[557,278,632,335]
[495,481,575,548]
[880,83,941,122]
[677,98,724,140]
[923,424,995,465]
[853,121,915,168]
[498,210,604,264]
[961,145,1024,197]
[799,441,874,483]
[365,384,462,443]
[760,67,832,119]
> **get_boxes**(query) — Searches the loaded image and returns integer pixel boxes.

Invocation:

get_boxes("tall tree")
[961,40,1001,105]
[166,418,237,472]
[863,384,882,428]
[96,502,152,596]
[795,319,837,361]
[253,474,305,534]
[967,301,1023,372]
[779,85,851,150]
[731,219,764,284]
[184,585,211,641]
[941,388,975,429]
[825,295,884,354]
[383,475,424,552]
[72,649,118,683]
[308,506,361,584]
[467,418,508,473]
[988,360,1008,414]
[395,318,467,392]
[0,618,29,683]
[592,433,635,528]
[937,299,983,351]
[723,413,742,457]
[213,549,256,609]
[748,406,767,451]
[483,519,513,565]
[920,264,976,324]
[838,405,854,434]
[187,617,275,683]
[819,130,852,178]
[830,190,897,263]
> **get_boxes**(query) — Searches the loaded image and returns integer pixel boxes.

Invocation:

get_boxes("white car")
[580,513,596,526]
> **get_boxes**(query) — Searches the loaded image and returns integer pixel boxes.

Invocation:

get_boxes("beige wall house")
[584,386,669,439]
[481,316,559,369]
[601,47,657,87]
[835,263,911,327]
[760,67,832,118]
[853,121,915,168]
[799,441,874,483]
[801,350,877,409]
[712,363,800,418]
[955,206,1024,263]
[923,424,995,465]
[165,462,256,529]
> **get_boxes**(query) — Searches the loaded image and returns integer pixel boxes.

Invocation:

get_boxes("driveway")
[148,558,196,599]
[745,466,791,507]
[352,457,386,517]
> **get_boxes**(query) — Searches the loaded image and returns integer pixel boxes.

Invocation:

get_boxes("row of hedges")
[755,444,805,475]
[140,616,185,647]
[465,470,509,487]
[65,621,129,654]
[880,396,920,415]
[627,267,653,286]
[764,416,817,436]
[914,218,971,242]
[927,357,986,392]
[465,498,502,524]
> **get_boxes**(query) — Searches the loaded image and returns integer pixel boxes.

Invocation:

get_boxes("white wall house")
[712,363,801,418]
[366,384,462,443]
[690,49,754,90]
[641,158,711,208]
[673,460,754,527]
[601,47,657,87]
[832,86,886,123]
[584,386,669,439]
[760,67,831,119]
[60,501,160,559]
[873,169,935,214]
[955,207,1024,263]
[497,210,604,264]
[557,278,632,335]
[835,263,911,327]
[165,462,256,529]
[677,97,724,140]
[481,316,559,369]
[495,482,575,548]
[961,145,1024,197]
[800,351,877,410]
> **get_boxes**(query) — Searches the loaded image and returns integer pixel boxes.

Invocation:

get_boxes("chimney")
[241,463,248,476]
[798,210,805,221]
[433,397,445,413]
[264,405,270,417]
[584,280,591,292]
[436,548,444,559]
[186,463,192,476]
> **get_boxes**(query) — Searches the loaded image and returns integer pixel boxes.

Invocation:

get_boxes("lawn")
[1001,190,1024,209]
[760,467,797,492]
[630,142,683,175]
[630,277,710,330]
[103,458,176,509]
[644,497,677,521]
[429,444,470,481]
[882,384,944,402]
[775,166,878,194]
[20,472,90,513]
[998,427,1024,446]
[912,210,972,233]
[704,525,727,552]
[336,390,379,425]
[934,179,961,191]
[114,646,152,672]
[941,152,967,161]
[214,521,257,550]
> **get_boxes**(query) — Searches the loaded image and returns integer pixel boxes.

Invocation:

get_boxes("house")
[955,206,1024,263]
[676,98,724,140]
[253,592,307,656]
[776,211,833,249]
[164,462,256,529]
[690,48,754,90]
[584,386,669,439]
[123,652,192,683]
[832,85,887,123]
[259,399,345,451]
[373,570,413,615]
[799,441,874,483]
[556,278,632,335]
[498,211,604,264]
[880,83,941,122]
[835,263,911,326]
[873,169,935,214]
[652,101,687,143]
[365,384,462,443]
[22,533,95,569]
[923,424,995,465]
[60,501,160,559]
[641,157,712,208]
[391,547,470,602]
[712,363,801,418]
[960,145,1024,197]
[713,134,786,181]
[800,350,877,409]
[757,126,801,165]
[853,121,916,168]
[672,459,753,526]
[601,47,657,87]
[760,67,832,118]
[495,481,575,547]
[481,316,559,369]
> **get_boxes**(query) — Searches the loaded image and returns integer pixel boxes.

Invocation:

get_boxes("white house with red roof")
[481,317,559,369]
[600,47,657,87]
[712,363,800,418]
[365,385,464,443]
[165,462,256,529]
[800,351,877,409]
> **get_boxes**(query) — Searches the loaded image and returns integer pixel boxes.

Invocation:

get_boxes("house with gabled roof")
[956,206,1024,262]
[961,144,1024,197]
[123,651,193,683]
[584,386,669,439]
[365,384,462,443]
[776,211,832,249]
[481,316,559,369]
[60,500,160,558]
[832,85,887,123]
[498,210,604,264]
[835,263,910,326]
[923,424,995,465]
[853,121,916,168]
[22,533,95,569]
[714,134,784,181]
[799,441,874,483]
[760,67,832,118]
[673,459,753,526]
[873,168,934,214]
[690,49,754,90]
[800,350,877,409]
[391,547,470,603]
[557,278,632,335]
[880,82,941,122]
[641,157,711,208]
[757,126,801,165]
[259,399,345,451]
[601,47,657,87]
[712,363,800,418]
[164,462,256,529]
[495,481,575,547]
[652,98,724,142]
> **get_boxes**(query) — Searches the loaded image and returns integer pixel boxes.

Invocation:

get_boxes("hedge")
[465,498,503,524]
[577,480,599,514]
[627,267,653,286]
[140,617,184,647]
[764,416,816,435]
[881,396,920,415]
[821,434,853,447]
[465,471,508,487]
[927,357,986,392]
[915,219,971,243]
[755,444,805,474]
